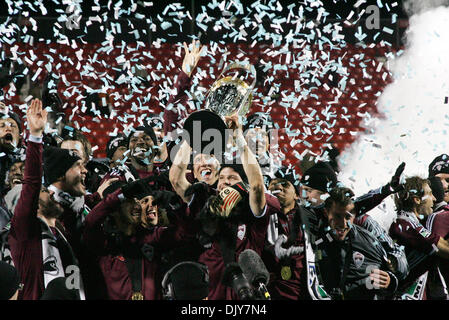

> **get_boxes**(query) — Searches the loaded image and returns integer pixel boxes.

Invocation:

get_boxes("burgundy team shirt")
[426,206,449,285]
[196,193,280,300]
[389,211,440,292]
[83,189,195,300]
[9,140,75,300]
[265,206,308,300]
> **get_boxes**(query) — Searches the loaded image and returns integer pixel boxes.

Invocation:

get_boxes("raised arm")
[169,140,193,203]
[227,114,266,216]
[83,188,123,254]
[354,162,406,216]
[10,99,47,241]
[164,40,205,138]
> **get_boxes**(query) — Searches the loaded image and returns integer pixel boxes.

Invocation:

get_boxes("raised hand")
[26,98,47,137]
[97,177,120,199]
[182,39,205,77]
[224,113,240,131]
[389,162,406,193]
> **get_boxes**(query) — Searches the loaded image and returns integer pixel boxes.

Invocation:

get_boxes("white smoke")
[337,3,449,230]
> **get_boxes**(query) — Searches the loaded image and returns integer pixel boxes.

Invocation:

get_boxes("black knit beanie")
[219,163,248,184]
[300,161,338,193]
[128,125,157,147]
[428,154,449,177]
[273,166,301,195]
[43,146,81,185]
[106,133,128,159]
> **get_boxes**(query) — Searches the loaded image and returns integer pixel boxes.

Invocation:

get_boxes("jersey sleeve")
[390,220,440,255]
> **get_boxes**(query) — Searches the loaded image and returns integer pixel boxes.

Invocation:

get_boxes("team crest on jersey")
[352,251,365,269]
[419,228,431,238]
[237,224,246,241]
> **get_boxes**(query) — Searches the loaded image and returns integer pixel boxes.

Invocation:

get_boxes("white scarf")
[47,185,89,219]
[39,217,85,300]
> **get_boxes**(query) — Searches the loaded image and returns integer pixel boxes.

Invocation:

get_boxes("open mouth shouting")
[4,133,13,143]
[146,208,157,220]
[11,176,23,185]
[333,227,350,240]
[201,168,212,178]
[133,146,148,157]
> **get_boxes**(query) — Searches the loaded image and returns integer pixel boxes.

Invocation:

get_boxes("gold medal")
[131,292,144,300]
[281,266,292,280]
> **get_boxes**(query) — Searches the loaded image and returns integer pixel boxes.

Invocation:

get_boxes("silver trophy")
[183,62,257,156]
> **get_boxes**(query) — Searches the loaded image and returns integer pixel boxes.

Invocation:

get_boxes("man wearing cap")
[106,133,128,169]
[274,161,409,297]
[58,126,114,210]
[299,161,339,206]
[8,98,85,300]
[103,124,163,184]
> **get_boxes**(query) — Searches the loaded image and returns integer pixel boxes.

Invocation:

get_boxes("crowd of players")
[0,40,448,301]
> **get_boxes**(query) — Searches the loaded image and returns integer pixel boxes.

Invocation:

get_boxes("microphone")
[222,262,255,300]
[238,249,271,300]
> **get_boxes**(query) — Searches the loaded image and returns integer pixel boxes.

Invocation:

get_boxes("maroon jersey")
[197,193,280,300]
[265,205,308,300]
[8,140,45,300]
[9,140,76,300]
[426,206,449,285]
[83,189,195,300]
[84,192,102,210]
[389,211,440,291]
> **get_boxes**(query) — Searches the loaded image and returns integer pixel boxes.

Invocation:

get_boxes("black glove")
[184,182,212,198]
[121,176,155,199]
[151,190,181,211]
[42,73,63,112]
[385,162,406,194]
[428,176,445,204]
[86,160,110,176]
